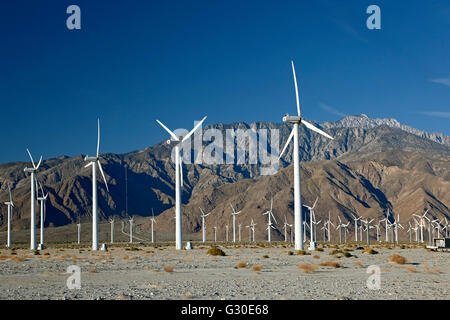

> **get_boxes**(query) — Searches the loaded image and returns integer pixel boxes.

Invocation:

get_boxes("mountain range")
[0,114,448,241]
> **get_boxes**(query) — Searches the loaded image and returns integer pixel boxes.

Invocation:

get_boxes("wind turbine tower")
[24,149,42,250]
[4,185,14,248]
[156,116,207,250]
[278,61,334,250]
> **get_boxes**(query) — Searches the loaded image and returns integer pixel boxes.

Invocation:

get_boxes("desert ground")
[0,242,448,300]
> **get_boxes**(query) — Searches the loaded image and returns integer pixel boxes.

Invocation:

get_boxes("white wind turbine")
[361,218,374,245]
[199,207,213,243]
[336,216,344,244]
[225,225,229,242]
[432,219,443,239]
[213,226,217,242]
[24,149,42,250]
[250,219,257,242]
[246,224,251,242]
[374,221,381,242]
[36,181,48,249]
[129,216,134,243]
[150,209,156,243]
[413,209,429,243]
[84,119,109,251]
[278,61,334,250]
[351,213,361,242]
[392,214,404,244]
[4,185,14,248]
[412,218,420,243]
[343,223,350,243]
[443,218,449,238]
[283,215,289,242]
[304,197,318,247]
[407,221,412,243]
[302,220,308,243]
[230,204,241,243]
[156,116,207,250]
[263,198,277,243]
[324,212,335,242]
[311,216,322,246]
[109,218,114,244]
[238,223,242,242]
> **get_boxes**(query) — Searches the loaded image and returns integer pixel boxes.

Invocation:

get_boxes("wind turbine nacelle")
[283,115,302,123]
[85,156,97,162]
[24,167,35,173]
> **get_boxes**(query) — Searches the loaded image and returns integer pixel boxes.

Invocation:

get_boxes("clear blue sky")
[1,0,449,163]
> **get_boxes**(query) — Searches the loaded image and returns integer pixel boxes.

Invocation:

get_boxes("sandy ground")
[0,243,448,300]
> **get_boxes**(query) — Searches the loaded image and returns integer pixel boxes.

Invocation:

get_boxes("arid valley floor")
[0,243,448,300]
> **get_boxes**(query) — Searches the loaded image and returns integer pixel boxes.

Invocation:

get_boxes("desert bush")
[329,249,343,255]
[363,248,378,255]
[404,266,417,273]
[389,254,407,264]
[88,268,97,273]
[33,250,40,255]
[343,252,353,258]
[262,255,269,259]
[236,261,247,268]
[163,265,174,272]
[287,251,294,256]
[296,250,310,256]
[318,261,342,268]
[253,265,263,272]
[206,247,226,256]
[297,264,318,273]
[315,248,324,252]
[423,265,440,274]
[354,261,363,267]
[313,254,320,259]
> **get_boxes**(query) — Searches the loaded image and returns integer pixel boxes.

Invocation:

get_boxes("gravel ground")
[0,244,448,300]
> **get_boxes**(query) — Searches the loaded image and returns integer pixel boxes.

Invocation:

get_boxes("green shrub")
[206,247,226,256]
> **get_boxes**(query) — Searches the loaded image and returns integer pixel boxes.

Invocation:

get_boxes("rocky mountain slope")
[0,115,448,241]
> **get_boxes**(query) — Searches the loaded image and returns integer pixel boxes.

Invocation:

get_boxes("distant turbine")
[238,223,242,242]
[304,197,318,246]
[413,209,429,243]
[351,213,361,242]
[24,149,42,250]
[36,181,48,248]
[283,216,289,242]
[129,216,134,243]
[4,185,14,248]
[84,119,109,251]
[278,61,334,250]
[109,218,114,244]
[230,204,241,243]
[225,225,229,242]
[156,116,207,250]
[361,218,374,245]
[262,198,277,243]
[199,207,213,243]
[250,219,257,242]
[213,226,217,242]
[150,209,156,243]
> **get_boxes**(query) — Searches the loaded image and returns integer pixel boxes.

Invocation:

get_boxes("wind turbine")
[343,223,350,243]
[238,223,242,242]
[213,226,217,242]
[392,214,404,244]
[150,209,156,243]
[199,207,213,243]
[361,218,374,245]
[278,61,334,250]
[283,216,289,242]
[375,221,381,242]
[24,149,42,250]
[36,181,48,249]
[250,219,257,242]
[225,225,229,242]
[230,204,241,243]
[351,213,361,242]
[443,218,449,238]
[263,198,277,243]
[407,221,412,243]
[156,116,207,250]
[109,218,114,244]
[84,119,109,251]
[129,216,134,243]
[325,212,335,242]
[413,209,429,243]
[304,197,318,248]
[4,185,14,248]
[246,224,251,242]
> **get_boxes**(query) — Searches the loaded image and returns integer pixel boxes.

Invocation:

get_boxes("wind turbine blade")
[156,120,179,141]
[26,149,35,168]
[291,61,301,117]
[199,207,205,216]
[301,120,334,140]
[182,116,207,143]
[97,161,109,193]
[230,203,235,213]
[271,212,277,224]
[36,156,42,170]
[279,128,295,159]
[97,118,100,158]
[85,162,94,168]
[312,197,318,209]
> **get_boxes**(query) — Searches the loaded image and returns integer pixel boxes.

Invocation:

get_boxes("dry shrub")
[206,247,226,256]
[287,251,294,256]
[88,268,98,273]
[236,261,247,268]
[184,257,193,263]
[298,264,318,273]
[354,261,363,267]
[252,265,263,272]
[296,250,309,256]
[0,255,9,260]
[313,255,320,259]
[183,292,193,299]
[11,256,23,263]
[319,261,342,268]
[423,265,440,274]
[363,248,378,255]
[164,265,174,272]
[389,254,407,265]
[329,249,343,255]
[404,266,417,273]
